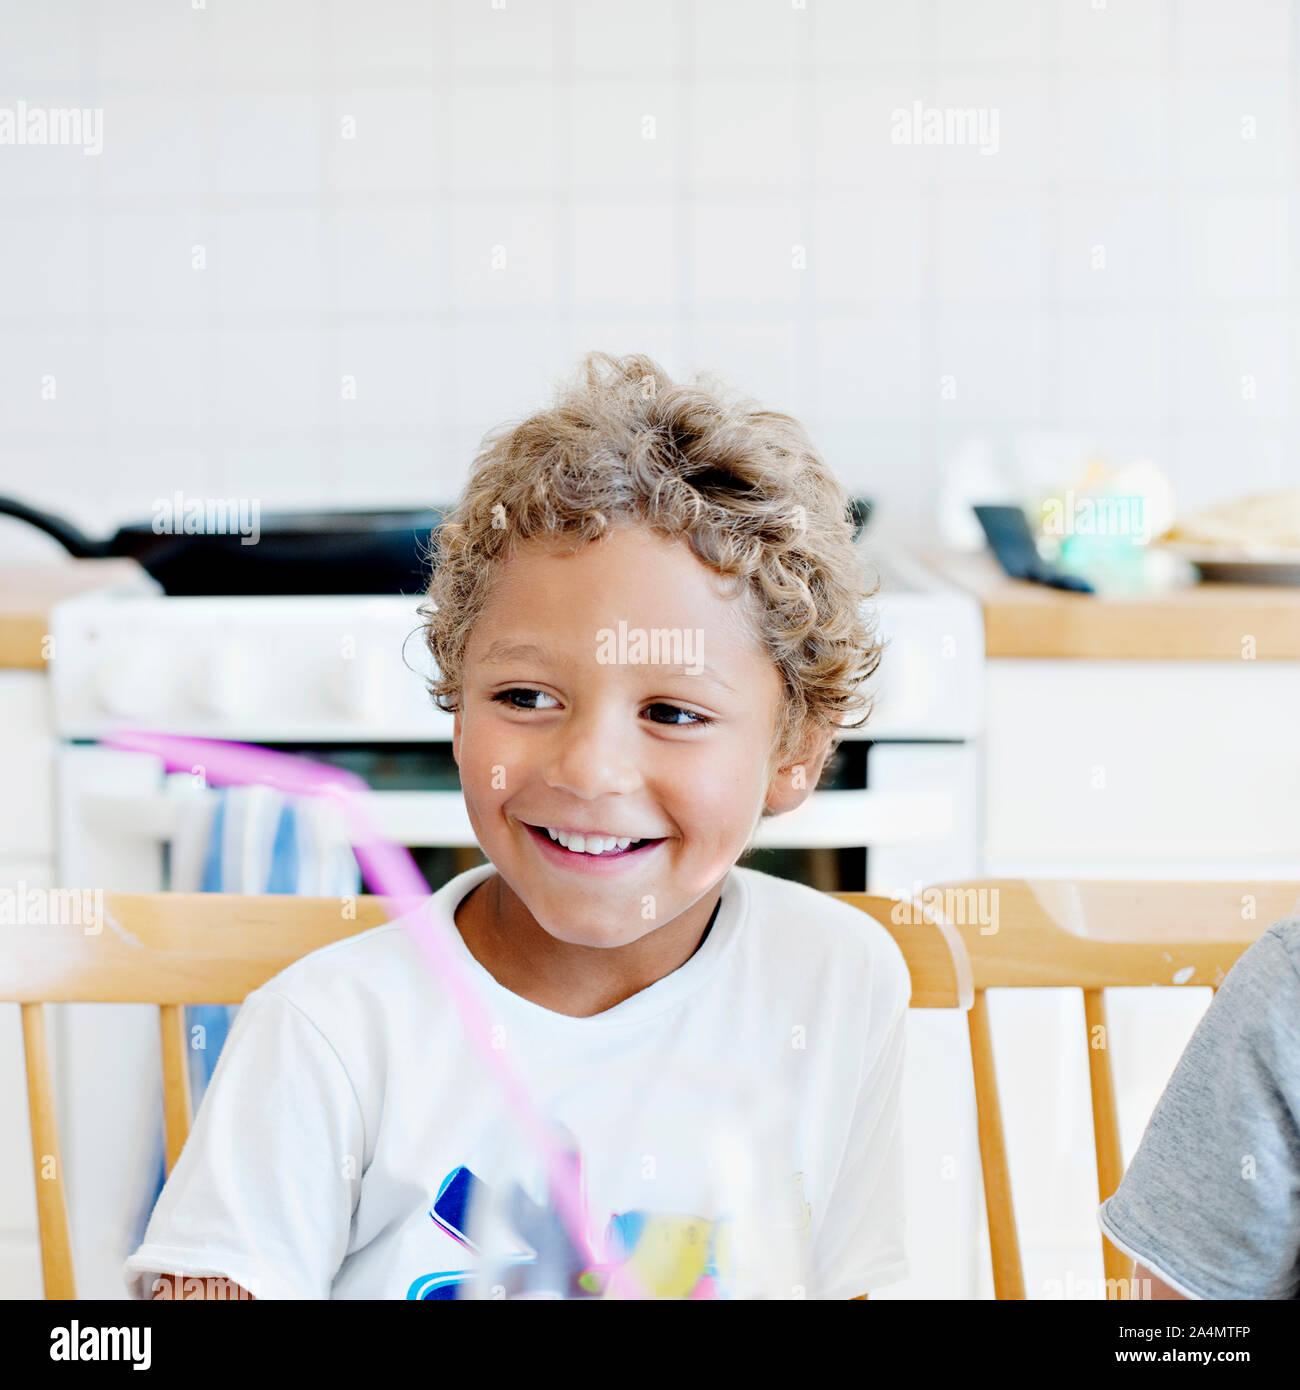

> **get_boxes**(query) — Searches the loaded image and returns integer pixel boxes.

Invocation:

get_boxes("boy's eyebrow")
[654,663,735,693]
[481,640,558,667]
[479,639,737,694]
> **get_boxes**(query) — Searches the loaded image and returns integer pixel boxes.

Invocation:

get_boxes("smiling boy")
[450,523,812,1019]
[126,351,911,1301]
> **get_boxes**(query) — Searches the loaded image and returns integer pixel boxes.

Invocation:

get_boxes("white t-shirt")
[123,861,911,1300]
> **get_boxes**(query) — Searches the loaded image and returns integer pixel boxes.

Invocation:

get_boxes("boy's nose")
[542,709,643,800]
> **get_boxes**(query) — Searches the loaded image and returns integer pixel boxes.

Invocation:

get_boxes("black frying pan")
[1,493,872,596]
[0,494,442,596]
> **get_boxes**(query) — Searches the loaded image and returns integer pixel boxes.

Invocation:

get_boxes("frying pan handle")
[0,495,111,558]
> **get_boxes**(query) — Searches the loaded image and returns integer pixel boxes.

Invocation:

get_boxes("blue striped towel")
[138,783,361,1229]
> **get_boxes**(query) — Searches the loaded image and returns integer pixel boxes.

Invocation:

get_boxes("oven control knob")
[194,645,255,719]
[330,648,383,721]
[95,644,174,717]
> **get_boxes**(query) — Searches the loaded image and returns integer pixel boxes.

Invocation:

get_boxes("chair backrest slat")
[20,1002,76,1300]
[159,1003,193,1175]
[943,879,1296,988]
[0,893,394,1004]
[967,990,1025,1299]
[1082,989,1129,1291]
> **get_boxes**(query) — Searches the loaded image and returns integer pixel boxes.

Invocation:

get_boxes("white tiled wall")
[1,0,1297,563]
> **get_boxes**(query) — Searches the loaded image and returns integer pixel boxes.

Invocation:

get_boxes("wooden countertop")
[925,550,1300,660]
[0,560,156,669]
[4,552,1298,667]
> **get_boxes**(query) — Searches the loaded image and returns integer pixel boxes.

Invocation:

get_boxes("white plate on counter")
[1155,541,1300,585]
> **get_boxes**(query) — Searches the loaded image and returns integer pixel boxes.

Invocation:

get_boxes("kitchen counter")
[925,550,1300,659]
[0,561,155,668]
[6,551,1297,664]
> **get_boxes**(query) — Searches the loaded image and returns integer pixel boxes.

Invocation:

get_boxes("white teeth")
[544,827,636,855]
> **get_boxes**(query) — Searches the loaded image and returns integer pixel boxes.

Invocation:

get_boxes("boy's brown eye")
[490,688,557,711]
[644,703,714,728]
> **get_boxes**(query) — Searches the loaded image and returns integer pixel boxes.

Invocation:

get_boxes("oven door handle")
[752,787,953,848]
[80,784,954,852]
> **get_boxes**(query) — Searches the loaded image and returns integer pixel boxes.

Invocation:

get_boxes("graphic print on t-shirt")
[405,1164,811,1300]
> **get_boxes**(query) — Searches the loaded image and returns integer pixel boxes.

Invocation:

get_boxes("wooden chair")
[919,878,1300,1300]
[7,888,973,1300]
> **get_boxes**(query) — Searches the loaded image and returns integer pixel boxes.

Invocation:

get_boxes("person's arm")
[123,988,364,1300]
[1097,921,1300,1300]
[1134,1262,1185,1300]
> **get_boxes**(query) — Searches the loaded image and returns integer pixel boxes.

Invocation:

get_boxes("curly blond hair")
[419,351,883,784]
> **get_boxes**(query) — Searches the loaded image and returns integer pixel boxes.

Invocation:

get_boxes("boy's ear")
[452,706,461,766]
[764,725,834,816]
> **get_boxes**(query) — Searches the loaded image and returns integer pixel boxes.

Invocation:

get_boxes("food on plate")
[1157,490,1300,551]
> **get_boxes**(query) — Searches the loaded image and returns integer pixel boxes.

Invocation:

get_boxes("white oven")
[45,537,985,1298]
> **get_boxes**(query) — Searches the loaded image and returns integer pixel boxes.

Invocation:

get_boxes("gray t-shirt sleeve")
[1097,917,1300,1300]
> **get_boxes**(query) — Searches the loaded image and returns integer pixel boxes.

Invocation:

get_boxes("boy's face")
[452,524,813,949]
